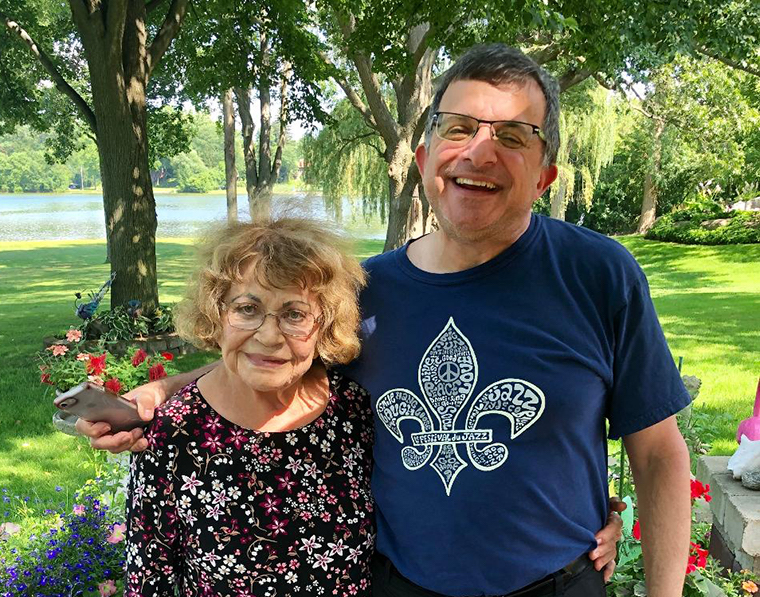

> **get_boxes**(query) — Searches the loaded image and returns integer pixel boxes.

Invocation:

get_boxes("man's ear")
[415,143,428,177]
[536,164,558,197]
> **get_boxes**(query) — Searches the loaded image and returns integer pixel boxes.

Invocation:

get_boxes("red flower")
[86,353,107,375]
[149,363,167,381]
[161,351,174,361]
[632,519,641,540]
[104,378,122,394]
[686,542,708,574]
[691,479,712,502]
[40,372,53,385]
[131,349,148,367]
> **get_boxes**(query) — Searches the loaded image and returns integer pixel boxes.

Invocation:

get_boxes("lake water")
[0,192,385,242]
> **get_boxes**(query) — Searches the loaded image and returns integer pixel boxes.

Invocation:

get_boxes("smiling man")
[346,44,691,597]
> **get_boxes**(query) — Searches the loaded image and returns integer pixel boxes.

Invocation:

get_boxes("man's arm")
[624,415,691,597]
[75,362,219,452]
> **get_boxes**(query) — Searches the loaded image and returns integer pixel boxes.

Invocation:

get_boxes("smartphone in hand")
[54,381,148,433]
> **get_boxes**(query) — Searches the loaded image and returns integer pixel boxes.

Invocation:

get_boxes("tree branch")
[271,62,291,180]
[558,67,594,92]
[68,0,105,40]
[319,51,378,132]
[145,0,166,14]
[146,0,189,78]
[105,0,129,65]
[696,47,760,78]
[336,12,399,146]
[337,131,379,155]
[527,43,562,66]
[2,14,97,133]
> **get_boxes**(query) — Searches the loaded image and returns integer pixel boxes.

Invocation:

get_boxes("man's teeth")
[455,177,496,189]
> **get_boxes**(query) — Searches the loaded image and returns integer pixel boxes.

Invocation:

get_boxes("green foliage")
[170,150,222,193]
[80,305,176,343]
[302,99,389,222]
[0,150,70,192]
[646,211,760,245]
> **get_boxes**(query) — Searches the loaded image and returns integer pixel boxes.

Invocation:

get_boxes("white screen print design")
[376,318,545,496]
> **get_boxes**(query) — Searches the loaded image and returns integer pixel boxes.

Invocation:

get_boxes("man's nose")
[462,124,498,168]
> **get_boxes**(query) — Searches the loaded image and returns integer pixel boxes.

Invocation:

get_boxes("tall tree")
[1,0,190,310]
[310,0,760,250]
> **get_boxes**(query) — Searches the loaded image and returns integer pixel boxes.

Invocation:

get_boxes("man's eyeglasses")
[223,302,320,338]
[432,112,545,150]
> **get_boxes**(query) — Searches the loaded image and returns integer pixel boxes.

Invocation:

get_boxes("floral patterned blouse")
[125,370,375,597]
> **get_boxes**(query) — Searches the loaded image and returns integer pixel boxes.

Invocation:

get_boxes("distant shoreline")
[0,182,312,197]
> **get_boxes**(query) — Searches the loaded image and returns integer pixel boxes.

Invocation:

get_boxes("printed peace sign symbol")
[437,361,460,383]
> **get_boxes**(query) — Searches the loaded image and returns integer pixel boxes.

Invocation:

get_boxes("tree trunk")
[234,87,259,218]
[384,140,422,250]
[550,174,568,220]
[638,120,665,234]
[222,88,238,223]
[83,2,160,311]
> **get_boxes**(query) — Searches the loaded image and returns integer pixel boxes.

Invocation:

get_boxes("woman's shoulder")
[144,380,205,445]
[327,369,372,417]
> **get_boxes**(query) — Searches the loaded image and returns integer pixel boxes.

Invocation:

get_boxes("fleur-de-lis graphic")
[376,318,545,495]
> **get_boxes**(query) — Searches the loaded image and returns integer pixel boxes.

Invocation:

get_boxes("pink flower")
[65,329,83,343]
[131,349,148,367]
[47,344,69,357]
[76,353,91,362]
[73,504,85,516]
[98,580,117,597]
[88,375,104,386]
[106,522,127,544]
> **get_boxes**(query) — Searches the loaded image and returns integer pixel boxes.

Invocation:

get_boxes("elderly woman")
[124,219,374,596]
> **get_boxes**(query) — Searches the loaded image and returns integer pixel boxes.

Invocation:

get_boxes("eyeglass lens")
[227,303,316,337]
[436,113,536,149]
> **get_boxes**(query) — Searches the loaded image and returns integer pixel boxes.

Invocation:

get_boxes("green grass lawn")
[0,234,757,519]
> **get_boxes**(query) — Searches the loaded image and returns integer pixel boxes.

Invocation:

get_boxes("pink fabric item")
[736,378,760,443]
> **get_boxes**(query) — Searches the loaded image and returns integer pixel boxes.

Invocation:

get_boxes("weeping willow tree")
[550,84,620,220]
[302,99,389,224]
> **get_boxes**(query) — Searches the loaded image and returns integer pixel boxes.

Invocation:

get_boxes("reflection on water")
[0,193,385,241]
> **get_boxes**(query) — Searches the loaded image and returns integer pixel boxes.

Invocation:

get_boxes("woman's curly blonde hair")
[175,218,367,366]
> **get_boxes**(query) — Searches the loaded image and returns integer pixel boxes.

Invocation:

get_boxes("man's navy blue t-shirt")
[342,214,691,596]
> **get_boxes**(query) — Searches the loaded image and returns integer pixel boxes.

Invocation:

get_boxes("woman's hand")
[75,380,167,453]
[588,496,626,582]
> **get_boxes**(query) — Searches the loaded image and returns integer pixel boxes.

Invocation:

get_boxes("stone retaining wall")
[43,333,199,358]
[697,456,760,572]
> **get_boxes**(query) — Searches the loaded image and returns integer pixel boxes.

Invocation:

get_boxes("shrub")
[646,211,760,244]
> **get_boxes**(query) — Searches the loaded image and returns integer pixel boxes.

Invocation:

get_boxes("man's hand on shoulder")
[75,380,168,453]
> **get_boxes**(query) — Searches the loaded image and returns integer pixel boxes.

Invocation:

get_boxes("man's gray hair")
[425,44,560,166]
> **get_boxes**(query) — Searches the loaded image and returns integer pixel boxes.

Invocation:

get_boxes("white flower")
[328,539,346,556]
[286,457,303,474]
[299,535,322,555]
[180,472,203,495]
[342,421,353,434]
[313,552,334,571]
